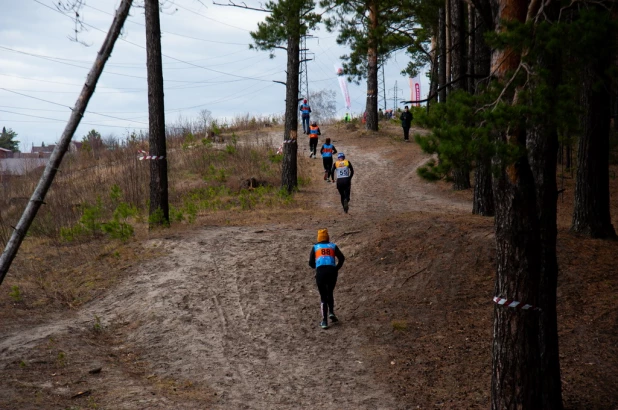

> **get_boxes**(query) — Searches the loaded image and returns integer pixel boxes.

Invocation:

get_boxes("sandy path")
[0,126,469,409]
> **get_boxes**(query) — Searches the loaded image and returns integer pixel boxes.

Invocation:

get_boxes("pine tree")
[246,0,320,192]
[0,127,19,152]
[321,0,414,131]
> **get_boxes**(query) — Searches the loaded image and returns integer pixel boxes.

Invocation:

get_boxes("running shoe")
[329,313,339,323]
[320,320,328,329]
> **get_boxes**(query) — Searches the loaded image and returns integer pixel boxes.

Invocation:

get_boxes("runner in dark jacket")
[309,228,345,329]
[400,105,413,141]
[331,152,355,213]
[320,137,337,182]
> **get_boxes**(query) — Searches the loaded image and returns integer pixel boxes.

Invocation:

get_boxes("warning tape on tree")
[137,150,165,160]
[493,296,542,312]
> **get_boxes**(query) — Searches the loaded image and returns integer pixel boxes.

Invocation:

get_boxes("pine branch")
[212,0,271,12]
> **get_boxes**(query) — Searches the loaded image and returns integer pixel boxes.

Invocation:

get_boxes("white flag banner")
[334,63,351,110]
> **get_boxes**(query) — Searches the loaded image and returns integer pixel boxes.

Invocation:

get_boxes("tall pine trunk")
[365,0,379,132]
[472,9,494,216]
[490,0,543,407]
[468,5,476,93]
[145,0,169,226]
[450,0,470,190]
[527,7,564,403]
[429,35,439,108]
[438,7,447,103]
[282,32,300,193]
[571,8,617,238]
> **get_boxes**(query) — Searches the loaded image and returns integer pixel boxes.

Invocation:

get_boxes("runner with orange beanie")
[308,228,345,329]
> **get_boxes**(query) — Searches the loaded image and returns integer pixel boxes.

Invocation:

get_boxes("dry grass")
[0,117,312,313]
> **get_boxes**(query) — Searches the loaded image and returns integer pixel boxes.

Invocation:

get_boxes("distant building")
[0,148,13,159]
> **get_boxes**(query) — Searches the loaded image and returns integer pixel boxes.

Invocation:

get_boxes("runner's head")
[312,121,317,126]
[325,138,331,144]
[303,99,307,103]
[317,228,329,242]
[337,152,345,160]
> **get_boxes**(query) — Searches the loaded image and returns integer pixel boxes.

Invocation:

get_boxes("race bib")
[336,167,350,178]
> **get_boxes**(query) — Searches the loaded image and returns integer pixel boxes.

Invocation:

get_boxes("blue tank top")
[322,144,334,157]
[314,243,336,267]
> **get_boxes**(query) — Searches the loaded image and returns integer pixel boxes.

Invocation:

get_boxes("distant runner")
[320,137,337,182]
[308,121,321,158]
[400,105,413,142]
[331,152,354,213]
[299,99,312,135]
[308,228,345,329]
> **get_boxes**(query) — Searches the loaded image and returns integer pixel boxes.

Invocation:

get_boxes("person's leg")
[310,139,317,156]
[337,184,345,207]
[327,271,338,315]
[403,127,410,141]
[342,182,351,213]
[315,272,330,327]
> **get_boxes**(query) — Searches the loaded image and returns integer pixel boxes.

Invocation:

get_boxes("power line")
[81,2,252,45]
[32,0,278,83]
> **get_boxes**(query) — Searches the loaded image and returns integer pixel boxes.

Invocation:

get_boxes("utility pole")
[378,61,387,111]
[389,81,402,111]
[299,34,314,101]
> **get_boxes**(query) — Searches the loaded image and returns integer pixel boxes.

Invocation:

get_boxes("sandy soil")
[1,123,617,409]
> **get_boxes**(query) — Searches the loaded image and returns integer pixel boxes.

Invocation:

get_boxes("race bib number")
[336,167,350,178]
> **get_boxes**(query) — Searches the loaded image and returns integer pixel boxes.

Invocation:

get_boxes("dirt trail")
[0,126,472,409]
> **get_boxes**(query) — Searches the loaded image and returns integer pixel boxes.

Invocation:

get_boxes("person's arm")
[317,127,321,135]
[320,145,325,155]
[309,245,316,269]
[348,161,354,179]
[335,245,345,270]
[332,145,337,154]
[331,162,337,178]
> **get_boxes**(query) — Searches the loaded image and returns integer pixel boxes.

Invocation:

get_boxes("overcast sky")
[0,0,427,152]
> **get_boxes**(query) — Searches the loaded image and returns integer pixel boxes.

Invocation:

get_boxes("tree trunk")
[450,0,467,92]
[428,35,439,109]
[282,32,300,193]
[490,0,545,407]
[145,0,169,226]
[365,0,379,132]
[0,0,134,286]
[473,157,494,215]
[571,14,617,238]
[438,7,447,103]
[468,5,476,93]
[451,166,471,190]
[445,0,452,95]
[527,17,564,405]
[472,9,494,215]
[491,133,543,409]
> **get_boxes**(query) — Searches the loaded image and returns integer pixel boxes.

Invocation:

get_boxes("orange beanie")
[317,228,329,242]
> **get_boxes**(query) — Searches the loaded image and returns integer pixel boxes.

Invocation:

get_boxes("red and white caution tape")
[137,150,165,160]
[493,296,542,312]
[276,140,296,155]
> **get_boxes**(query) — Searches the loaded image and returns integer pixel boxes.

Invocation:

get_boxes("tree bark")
[428,35,439,109]
[438,7,447,103]
[571,16,617,238]
[445,0,452,95]
[282,32,300,192]
[473,157,494,215]
[0,0,134,286]
[490,0,546,407]
[468,5,476,93]
[451,166,471,190]
[365,0,379,132]
[472,9,494,215]
[527,15,564,404]
[145,0,169,226]
[450,0,467,92]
